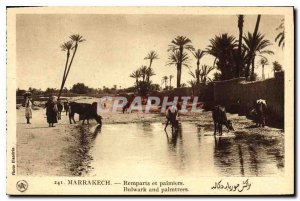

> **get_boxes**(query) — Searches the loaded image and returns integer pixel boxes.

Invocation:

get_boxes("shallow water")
[87,122,284,178]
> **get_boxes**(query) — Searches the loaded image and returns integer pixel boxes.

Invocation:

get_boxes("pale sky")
[16,14,284,90]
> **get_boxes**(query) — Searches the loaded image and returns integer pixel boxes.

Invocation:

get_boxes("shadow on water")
[165,128,182,149]
[213,129,284,176]
[70,124,102,176]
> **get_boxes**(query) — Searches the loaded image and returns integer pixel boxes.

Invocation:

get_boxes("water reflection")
[86,122,284,177]
[92,124,102,139]
[165,128,182,149]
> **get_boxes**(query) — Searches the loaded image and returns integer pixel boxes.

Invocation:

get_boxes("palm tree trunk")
[250,57,255,81]
[262,65,265,80]
[178,47,183,87]
[177,66,181,88]
[245,15,261,81]
[196,61,200,84]
[237,15,244,78]
[58,51,70,100]
[149,60,153,68]
[60,43,78,96]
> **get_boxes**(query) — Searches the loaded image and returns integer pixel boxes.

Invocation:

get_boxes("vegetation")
[243,32,274,81]
[45,15,282,100]
[187,80,196,96]
[275,19,285,49]
[206,34,237,80]
[192,49,206,84]
[237,15,244,77]
[189,65,215,84]
[58,34,85,100]
[272,61,283,76]
[162,76,168,89]
[130,70,141,85]
[167,36,194,87]
[259,58,269,80]
[129,51,161,96]
[169,75,174,88]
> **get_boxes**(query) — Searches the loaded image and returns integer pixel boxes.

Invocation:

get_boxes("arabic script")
[211,179,252,192]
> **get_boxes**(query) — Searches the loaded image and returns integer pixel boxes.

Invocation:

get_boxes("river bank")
[16,98,284,176]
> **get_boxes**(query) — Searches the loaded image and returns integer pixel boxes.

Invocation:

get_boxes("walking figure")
[45,96,58,127]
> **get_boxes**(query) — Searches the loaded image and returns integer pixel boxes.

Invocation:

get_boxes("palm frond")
[60,41,73,51]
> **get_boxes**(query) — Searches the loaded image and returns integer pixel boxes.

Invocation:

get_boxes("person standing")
[45,96,58,127]
[24,97,32,124]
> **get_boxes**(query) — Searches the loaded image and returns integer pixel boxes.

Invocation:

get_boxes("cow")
[69,102,102,125]
[122,101,131,113]
[57,101,63,120]
[254,99,268,127]
[164,105,179,131]
[63,101,70,116]
[212,105,234,135]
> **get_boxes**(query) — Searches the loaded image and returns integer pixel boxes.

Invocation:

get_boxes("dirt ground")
[16,97,284,176]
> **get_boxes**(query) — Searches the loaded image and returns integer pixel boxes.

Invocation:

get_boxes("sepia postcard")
[6,7,294,195]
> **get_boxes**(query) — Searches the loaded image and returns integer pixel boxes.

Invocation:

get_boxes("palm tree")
[130,70,141,85]
[206,33,237,80]
[192,49,206,84]
[187,80,196,96]
[58,34,85,100]
[57,41,73,99]
[169,75,174,88]
[162,76,168,89]
[145,67,156,82]
[144,51,159,68]
[259,58,269,80]
[243,32,274,81]
[275,18,285,49]
[64,34,85,83]
[167,50,190,88]
[243,15,261,81]
[237,15,244,77]
[139,66,148,81]
[168,36,194,87]
[272,61,282,76]
[200,65,215,83]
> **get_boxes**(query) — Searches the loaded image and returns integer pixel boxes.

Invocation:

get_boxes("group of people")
[23,93,68,127]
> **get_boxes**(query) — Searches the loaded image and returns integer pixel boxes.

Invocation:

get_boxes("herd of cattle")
[56,99,268,136]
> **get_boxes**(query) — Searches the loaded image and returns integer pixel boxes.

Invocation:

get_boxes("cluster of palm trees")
[207,15,278,81]
[57,16,284,98]
[166,15,284,86]
[130,51,159,84]
[58,34,85,100]
[161,75,174,89]
[129,51,159,95]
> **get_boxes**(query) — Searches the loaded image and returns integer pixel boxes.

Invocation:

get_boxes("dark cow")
[212,105,234,135]
[122,101,131,113]
[63,102,70,116]
[57,101,63,120]
[254,99,268,127]
[164,106,179,131]
[69,102,102,125]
